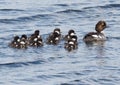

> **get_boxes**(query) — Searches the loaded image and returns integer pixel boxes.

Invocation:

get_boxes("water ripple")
[0,0,120,85]
[56,9,83,14]
[0,9,24,12]
[54,4,69,7]
[0,60,45,68]
[83,4,120,9]
[0,14,54,24]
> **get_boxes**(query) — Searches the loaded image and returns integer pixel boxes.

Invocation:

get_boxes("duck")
[64,39,78,51]
[64,29,76,41]
[64,35,78,51]
[83,20,107,42]
[19,34,28,49]
[9,35,20,48]
[46,28,61,45]
[28,30,43,47]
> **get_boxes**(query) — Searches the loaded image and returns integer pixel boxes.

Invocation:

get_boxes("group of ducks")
[9,20,107,51]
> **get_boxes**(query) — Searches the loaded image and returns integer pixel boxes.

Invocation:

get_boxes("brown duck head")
[95,20,107,33]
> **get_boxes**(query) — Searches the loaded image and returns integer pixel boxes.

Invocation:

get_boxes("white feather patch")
[14,42,17,44]
[34,43,37,46]
[72,38,76,41]
[34,38,38,41]
[92,35,98,38]
[69,41,74,45]
[37,36,40,38]
[38,41,42,44]
[16,45,18,47]
[98,35,102,39]
[55,37,59,40]
[20,41,25,44]
[67,36,70,39]
[17,39,20,42]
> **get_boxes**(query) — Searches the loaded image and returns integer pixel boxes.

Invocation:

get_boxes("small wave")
[56,9,83,14]
[0,17,33,24]
[0,14,54,24]
[83,4,120,10]
[0,62,28,67]
[101,4,120,8]
[54,4,69,7]
[98,78,113,82]
[60,83,72,85]
[60,80,85,85]
[0,9,24,12]
[31,14,54,19]
[107,37,120,40]
[0,60,45,67]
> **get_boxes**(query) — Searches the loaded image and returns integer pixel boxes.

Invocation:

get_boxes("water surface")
[0,0,120,85]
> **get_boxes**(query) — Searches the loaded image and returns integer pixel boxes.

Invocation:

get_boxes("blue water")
[0,0,120,85]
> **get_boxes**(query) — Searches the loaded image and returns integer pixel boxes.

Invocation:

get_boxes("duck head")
[95,20,106,33]
[21,34,27,40]
[54,28,61,35]
[34,30,39,35]
[14,36,20,42]
[68,29,75,36]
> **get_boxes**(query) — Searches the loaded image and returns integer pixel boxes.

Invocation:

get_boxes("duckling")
[46,28,61,45]
[28,30,43,47]
[64,35,78,51]
[64,29,76,41]
[9,35,20,48]
[19,34,28,49]
[64,39,78,51]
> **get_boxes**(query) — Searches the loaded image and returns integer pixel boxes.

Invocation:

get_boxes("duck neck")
[96,31,101,34]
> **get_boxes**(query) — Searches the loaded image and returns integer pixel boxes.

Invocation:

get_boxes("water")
[0,0,120,85]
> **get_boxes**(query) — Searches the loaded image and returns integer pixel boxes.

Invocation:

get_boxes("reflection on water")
[84,40,107,68]
[87,41,105,56]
